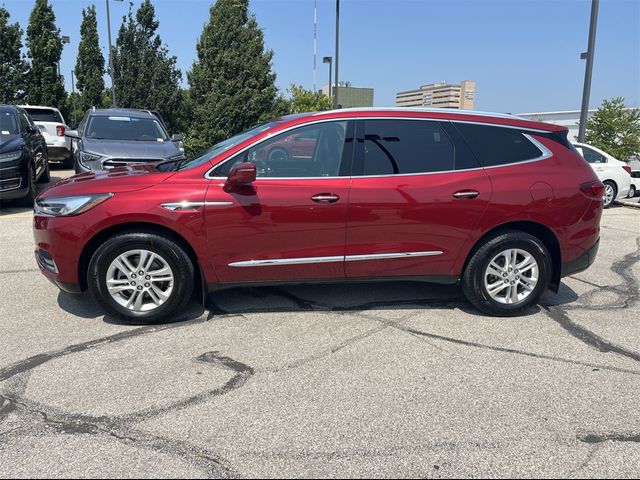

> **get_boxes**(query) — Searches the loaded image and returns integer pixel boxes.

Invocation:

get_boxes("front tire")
[16,163,37,207]
[603,181,617,208]
[87,232,195,324]
[461,231,552,316]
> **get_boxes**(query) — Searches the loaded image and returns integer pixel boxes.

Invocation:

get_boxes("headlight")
[0,150,22,162]
[79,151,103,167]
[34,193,113,216]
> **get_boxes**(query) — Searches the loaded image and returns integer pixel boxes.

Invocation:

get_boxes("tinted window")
[361,120,454,175]
[0,112,18,136]
[454,123,543,167]
[19,113,31,131]
[214,121,348,178]
[86,115,169,141]
[23,108,63,123]
[578,146,607,164]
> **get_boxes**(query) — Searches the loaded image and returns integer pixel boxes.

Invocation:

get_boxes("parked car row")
[33,108,604,323]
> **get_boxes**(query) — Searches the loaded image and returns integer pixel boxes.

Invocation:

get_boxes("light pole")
[323,56,332,99]
[578,0,599,142]
[334,0,340,109]
[106,0,123,108]
[58,35,70,82]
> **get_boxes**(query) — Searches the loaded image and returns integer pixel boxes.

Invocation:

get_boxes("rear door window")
[453,123,544,167]
[577,146,607,164]
[358,119,455,175]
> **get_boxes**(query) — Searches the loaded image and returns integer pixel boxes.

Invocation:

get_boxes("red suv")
[33,108,603,323]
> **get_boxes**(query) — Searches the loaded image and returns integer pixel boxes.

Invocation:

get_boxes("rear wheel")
[461,231,552,316]
[603,181,617,208]
[627,185,636,198]
[88,232,195,324]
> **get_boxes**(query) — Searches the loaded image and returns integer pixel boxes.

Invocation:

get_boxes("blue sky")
[2,0,639,113]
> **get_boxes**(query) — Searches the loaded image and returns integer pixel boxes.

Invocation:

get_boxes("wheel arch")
[78,221,206,302]
[462,221,562,292]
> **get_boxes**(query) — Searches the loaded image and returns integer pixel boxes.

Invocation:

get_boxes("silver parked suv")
[66,108,185,173]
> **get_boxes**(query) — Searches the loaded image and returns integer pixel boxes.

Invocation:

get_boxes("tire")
[461,230,552,316]
[603,181,617,208]
[87,232,195,324]
[628,185,636,198]
[62,153,74,169]
[37,159,50,184]
[16,163,37,207]
[268,147,289,163]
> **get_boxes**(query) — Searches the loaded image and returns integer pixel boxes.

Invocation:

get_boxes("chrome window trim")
[204,117,555,180]
[228,250,443,267]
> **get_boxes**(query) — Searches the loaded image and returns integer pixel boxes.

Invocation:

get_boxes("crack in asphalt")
[578,432,640,444]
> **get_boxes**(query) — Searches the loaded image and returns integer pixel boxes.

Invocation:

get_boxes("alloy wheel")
[483,248,539,305]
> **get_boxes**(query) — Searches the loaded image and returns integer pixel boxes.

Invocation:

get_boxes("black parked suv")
[66,108,185,173]
[0,105,49,205]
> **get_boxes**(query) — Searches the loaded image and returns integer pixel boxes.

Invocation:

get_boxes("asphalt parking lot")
[0,167,639,478]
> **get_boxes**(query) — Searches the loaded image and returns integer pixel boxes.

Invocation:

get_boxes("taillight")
[580,180,605,199]
[56,125,65,137]
[622,165,632,175]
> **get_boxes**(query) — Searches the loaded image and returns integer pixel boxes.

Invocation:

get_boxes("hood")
[82,137,181,160]
[0,135,24,153]
[38,164,173,198]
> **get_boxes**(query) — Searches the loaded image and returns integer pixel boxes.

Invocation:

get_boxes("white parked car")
[19,105,73,168]
[629,170,639,198]
[573,142,631,208]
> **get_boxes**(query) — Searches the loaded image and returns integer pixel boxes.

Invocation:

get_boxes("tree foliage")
[75,5,104,112]
[187,0,278,154]
[0,7,28,104]
[585,97,640,161]
[25,0,66,109]
[112,0,184,132]
[285,84,332,113]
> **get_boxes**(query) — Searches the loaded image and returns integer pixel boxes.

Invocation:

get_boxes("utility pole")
[334,0,340,109]
[105,0,118,108]
[313,0,317,92]
[578,0,599,142]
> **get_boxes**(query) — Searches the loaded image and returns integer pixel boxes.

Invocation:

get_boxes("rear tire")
[87,232,195,324]
[603,181,617,208]
[628,185,636,198]
[461,230,552,316]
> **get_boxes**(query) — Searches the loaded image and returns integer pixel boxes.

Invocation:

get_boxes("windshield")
[23,108,63,123]
[0,112,18,136]
[163,121,276,172]
[86,115,169,141]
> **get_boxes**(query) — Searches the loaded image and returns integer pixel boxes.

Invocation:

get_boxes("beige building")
[396,80,476,109]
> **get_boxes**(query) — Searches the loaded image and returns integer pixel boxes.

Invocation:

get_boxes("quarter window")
[454,123,544,167]
[361,120,455,175]
[577,146,607,164]
[214,121,348,178]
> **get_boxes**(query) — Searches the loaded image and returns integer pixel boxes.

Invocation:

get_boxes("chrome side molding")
[161,201,233,211]
[229,251,443,267]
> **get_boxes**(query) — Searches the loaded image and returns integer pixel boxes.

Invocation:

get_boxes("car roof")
[88,108,159,119]
[278,107,566,133]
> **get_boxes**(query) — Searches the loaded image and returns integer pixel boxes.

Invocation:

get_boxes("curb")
[615,199,640,209]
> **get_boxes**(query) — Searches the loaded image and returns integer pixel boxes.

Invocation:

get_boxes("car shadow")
[56,280,580,326]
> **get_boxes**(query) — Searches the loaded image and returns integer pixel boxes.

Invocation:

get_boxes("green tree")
[285,84,332,113]
[0,7,28,104]
[75,5,104,112]
[187,0,278,154]
[25,0,66,109]
[112,0,183,133]
[585,97,640,161]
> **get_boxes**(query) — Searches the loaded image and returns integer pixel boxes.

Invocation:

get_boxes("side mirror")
[65,130,80,139]
[171,133,183,142]
[27,125,39,134]
[224,162,256,192]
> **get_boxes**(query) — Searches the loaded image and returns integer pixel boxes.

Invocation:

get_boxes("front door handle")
[311,193,340,203]
[453,190,480,199]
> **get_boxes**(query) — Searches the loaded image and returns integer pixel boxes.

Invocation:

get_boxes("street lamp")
[334,0,340,109]
[323,56,332,99]
[58,35,70,82]
[106,0,124,108]
[578,0,599,142]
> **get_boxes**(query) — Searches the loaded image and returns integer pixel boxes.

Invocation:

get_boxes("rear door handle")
[311,193,340,203]
[453,190,480,199]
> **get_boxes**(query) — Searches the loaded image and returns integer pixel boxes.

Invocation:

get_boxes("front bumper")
[0,157,28,200]
[561,238,599,277]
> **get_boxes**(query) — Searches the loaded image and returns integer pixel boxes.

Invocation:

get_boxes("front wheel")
[603,181,617,208]
[461,231,552,316]
[87,232,195,324]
